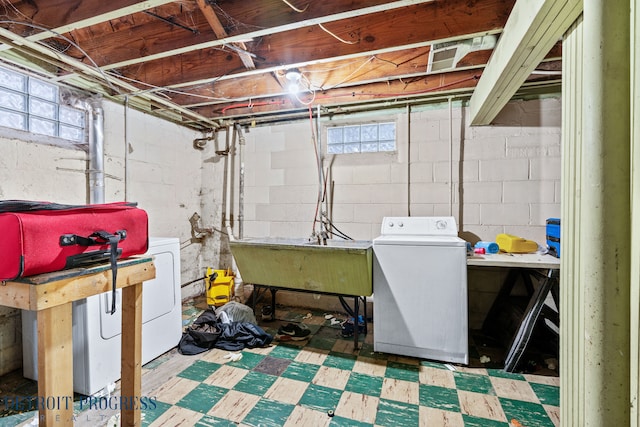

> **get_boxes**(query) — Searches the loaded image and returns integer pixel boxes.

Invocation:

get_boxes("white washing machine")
[373,217,468,364]
[22,237,182,395]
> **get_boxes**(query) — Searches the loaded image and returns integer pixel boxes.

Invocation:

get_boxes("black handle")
[60,230,126,315]
[60,230,127,247]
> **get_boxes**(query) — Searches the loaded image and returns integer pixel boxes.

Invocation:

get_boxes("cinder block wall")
[235,97,562,326]
[0,99,216,375]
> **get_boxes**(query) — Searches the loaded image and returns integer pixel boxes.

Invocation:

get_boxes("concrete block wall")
[0,98,213,375]
[240,97,561,244]
[237,96,562,325]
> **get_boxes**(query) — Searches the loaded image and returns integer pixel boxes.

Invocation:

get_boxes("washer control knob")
[388,221,394,227]
[398,222,404,227]
[436,220,448,230]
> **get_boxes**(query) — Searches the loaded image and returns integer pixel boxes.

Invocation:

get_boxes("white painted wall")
[234,96,562,326]
[0,94,561,374]
[0,98,225,375]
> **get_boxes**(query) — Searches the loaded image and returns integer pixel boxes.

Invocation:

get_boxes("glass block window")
[0,65,86,142]
[327,122,396,154]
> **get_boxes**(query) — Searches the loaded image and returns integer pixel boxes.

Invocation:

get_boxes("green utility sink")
[229,238,373,296]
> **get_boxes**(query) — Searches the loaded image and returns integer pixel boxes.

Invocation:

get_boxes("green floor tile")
[453,371,495,394]
[419,384,460,412]
[175,383,228,414]
[345,372,383,397]
[323,352,357,370]
[233,371,278,396]
[281,361,321,382]
[269,344,302,360]
[374,398,419,427]
[142,400,172,426]
[230,351,265,370]
[241,398,295,427]
[0,411,35,427]
[499,397,555,427]
[385,361,419,382]
[182,307,200,317]
[299,384,343,412]
[307,335,338,350]
[530,382,560,407]
[329,415,374,427]
[196,414,241,426]
[177,360,222,382]
[461,414,510,427]
[487,369,527,381]
[419,360,450,370]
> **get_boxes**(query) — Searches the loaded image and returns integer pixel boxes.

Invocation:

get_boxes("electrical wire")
[308,105,323,236]
[0,20,120,94]
[318,23,358,45]
[304,56,376,75]
[322,56,376,90]
[320,215,354,240]
[106,71,231,101]
[280,0,309,13]
[288,71,315,106]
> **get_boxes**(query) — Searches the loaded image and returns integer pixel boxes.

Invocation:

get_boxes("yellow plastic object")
[206,268,235,307]
[496,233,538,253]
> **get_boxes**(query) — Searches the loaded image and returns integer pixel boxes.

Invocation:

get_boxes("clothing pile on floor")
[178,302,272,355]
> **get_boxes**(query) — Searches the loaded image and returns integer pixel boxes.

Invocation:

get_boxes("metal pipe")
[124,96,129,202]
[234,123,245,240]
[316,105,327,241]
[406,103,411,216]
[448,96,453,217]
[88,98,105,204]
[225,126,236,241]
[61,93,105,204]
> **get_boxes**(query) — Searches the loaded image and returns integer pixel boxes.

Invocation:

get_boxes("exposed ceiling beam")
[468,0,582,125]
[195,0,255,70]
[0,26,221,130]
[98,0,438,71]
[0,0,176,47]
[122,30,503,94]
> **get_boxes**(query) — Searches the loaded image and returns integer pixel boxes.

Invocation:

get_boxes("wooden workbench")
[0,257,155,427]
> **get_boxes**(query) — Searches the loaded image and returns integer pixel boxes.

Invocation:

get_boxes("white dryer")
[373,217,468,364]
[22,237,182,395]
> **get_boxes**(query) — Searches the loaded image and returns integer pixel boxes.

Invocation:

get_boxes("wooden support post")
[120,281,143,426]
[37,303,74,426]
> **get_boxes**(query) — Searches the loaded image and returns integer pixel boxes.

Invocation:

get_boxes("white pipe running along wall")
[225,126,235,240]
[64,93,105,204]
[449,97,453,217]
[406,104,411,216]
[124,97,130,202]
[235,123,246,240]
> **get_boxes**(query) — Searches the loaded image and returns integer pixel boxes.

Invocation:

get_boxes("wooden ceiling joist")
[0,26,222,129]
[195,0,255,70]
[98,0,441,72]
[0,0,176,46]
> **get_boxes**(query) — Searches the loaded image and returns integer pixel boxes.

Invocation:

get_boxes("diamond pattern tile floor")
[1,296,559,427]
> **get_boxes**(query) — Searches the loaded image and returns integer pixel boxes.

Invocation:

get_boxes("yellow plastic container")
[496,233,538,253]
[206,268,235,306]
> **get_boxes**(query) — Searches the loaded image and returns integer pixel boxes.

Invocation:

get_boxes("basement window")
[0,65,86,143]
[326,122,396,154]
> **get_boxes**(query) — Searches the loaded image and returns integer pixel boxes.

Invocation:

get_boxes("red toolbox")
[0,200,148,281]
